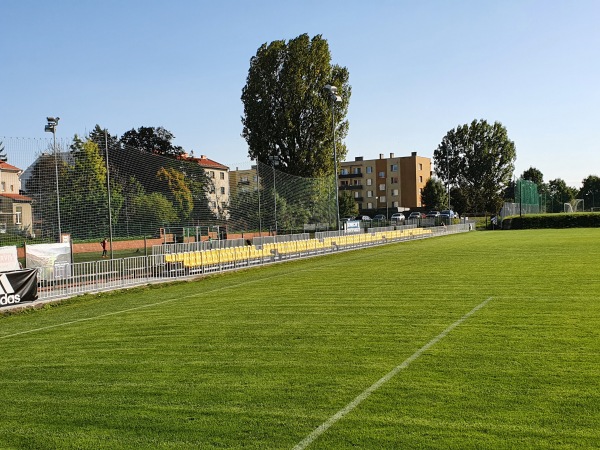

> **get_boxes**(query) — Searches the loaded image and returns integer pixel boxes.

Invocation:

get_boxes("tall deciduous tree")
[338,190,359,219]
[433,119,516,214]
[156,167,193,220]
[62,136,124,239]
[521,167,544,186]
[120,126,184,157]
[579,175,600,210]
[421,178,447,211]
[241,33,351,178]
[89,125,120,153]
[547,178,577,212]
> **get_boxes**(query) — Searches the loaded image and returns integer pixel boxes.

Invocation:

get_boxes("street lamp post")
[269,155,279,234]
[45,116,61,241]
[324,84,342,231]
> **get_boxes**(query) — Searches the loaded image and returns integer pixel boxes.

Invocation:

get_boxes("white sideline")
[0,261,344,340]
[292,296,493,450]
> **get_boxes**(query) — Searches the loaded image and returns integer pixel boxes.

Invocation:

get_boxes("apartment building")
[339,152,431,214]
[180,154,229,218]
[228,166,259,196]
[0,161,33,236]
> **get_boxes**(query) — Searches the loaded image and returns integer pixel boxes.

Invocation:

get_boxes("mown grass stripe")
[293,296,493,450]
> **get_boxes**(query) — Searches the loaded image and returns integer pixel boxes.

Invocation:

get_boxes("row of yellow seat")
[164,228,433,271]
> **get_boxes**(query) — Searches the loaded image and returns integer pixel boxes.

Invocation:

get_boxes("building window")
[1,182,5,192]
[378,171,385,178]
[379,184,385,191]
[15,206,22,225]
[341,168,349,175]
[366,179,372,186]
[220,172,225,180]
[352,167,361,174]
[380,196,386,203]
[366,166,373,174]
[220,187,225,195]
[10,185,14,192]
[419,163,423,170]
[210,171,215,178]
[341,180,349,186]
[391,164,398,172]
[392,201,399,208]
[367,202,373,209]
[391,177,398,184]
[353,180,361,186]
[354,191,360,198]
[419,176,423,182]
[367,191,373,198]
[392,189,399,196]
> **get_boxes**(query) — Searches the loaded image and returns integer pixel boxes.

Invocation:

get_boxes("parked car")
[439,210,457,221]
[426,211,440,218]
[357,215,371,222]
[390,213,405,222]
[408,212,425,220]
[372,214,386,221]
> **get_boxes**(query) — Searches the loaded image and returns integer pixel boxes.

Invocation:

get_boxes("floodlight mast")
[45,116,62,241]
[269,155,280,234]
[324,84,342,231]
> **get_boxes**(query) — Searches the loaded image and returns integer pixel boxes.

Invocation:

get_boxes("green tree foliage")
[421,178,447,211]
[156,167,194,220]
[88,125,120,154]
[338,190,358,218]
[579,175,600,210]
[120,126,184,157]
[521,167,544,186]
[61,136,124,239]
[241,33,351,178]
[547,178,577,213]
[131,192,178,234]
[434,119,516,214]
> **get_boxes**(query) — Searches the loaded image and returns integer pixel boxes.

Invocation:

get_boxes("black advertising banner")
[0,268,38,308]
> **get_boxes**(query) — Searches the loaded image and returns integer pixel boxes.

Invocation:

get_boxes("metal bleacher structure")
[39,223,472,302]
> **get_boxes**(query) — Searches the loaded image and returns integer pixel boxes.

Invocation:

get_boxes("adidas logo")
[0,273,21,305]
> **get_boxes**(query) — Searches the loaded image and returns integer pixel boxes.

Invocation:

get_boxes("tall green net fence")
[0,136,336,245]
[500,178,540,218]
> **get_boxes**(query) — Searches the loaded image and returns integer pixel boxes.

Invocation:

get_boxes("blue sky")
[1,0,598,188]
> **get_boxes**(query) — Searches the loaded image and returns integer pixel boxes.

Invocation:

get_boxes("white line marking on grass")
[292,296,493,450]
[0,264,339,340]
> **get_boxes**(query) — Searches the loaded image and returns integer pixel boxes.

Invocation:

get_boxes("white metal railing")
[36,224,473,301]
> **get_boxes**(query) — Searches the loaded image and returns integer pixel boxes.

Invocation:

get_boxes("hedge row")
[502,213,600,229]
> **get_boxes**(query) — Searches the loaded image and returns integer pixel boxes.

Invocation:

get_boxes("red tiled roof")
[0,162,22,172]
[177,153,229,170]
[0,193,32,202]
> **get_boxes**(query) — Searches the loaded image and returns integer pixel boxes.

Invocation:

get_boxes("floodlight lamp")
[44,124,54,133]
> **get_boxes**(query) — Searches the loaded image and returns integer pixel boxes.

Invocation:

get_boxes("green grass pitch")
[1,229,599,449]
